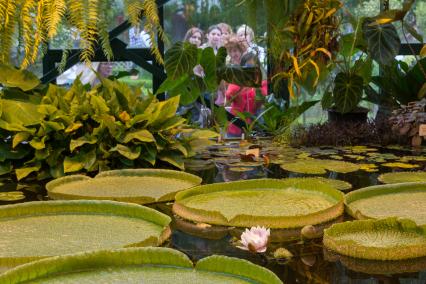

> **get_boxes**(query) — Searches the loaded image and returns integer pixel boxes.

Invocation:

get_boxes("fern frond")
[47,0,66,38]
[20,0,38,68]
[98,0,113,61]
[80,0,99,64]
[125,0,144,27]
[0,0,18,64]
[31,0,49,64]
[142,0,165,65]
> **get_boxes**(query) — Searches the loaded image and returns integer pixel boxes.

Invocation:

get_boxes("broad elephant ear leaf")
[333,72,363,113]
[164,42,198,80]
[217,66,262,87]
[0,64,40,91]
[362,18,400,66]
[200,47,218,91]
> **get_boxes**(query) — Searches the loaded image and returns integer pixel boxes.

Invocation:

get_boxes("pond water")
[1,143,426,283]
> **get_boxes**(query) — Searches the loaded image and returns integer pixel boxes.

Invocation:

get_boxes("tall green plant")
[0,64,216,181]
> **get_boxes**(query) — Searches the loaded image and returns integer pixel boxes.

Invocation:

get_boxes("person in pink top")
[226,53,268,137]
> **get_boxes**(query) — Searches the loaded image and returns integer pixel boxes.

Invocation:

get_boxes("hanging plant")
[0,0,165,68]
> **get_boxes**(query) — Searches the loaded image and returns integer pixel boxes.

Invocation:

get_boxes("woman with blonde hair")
[236,24,266,68]
[183,27,204,47]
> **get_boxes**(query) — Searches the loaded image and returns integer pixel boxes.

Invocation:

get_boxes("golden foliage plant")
[273,0,342,98]
[0,0,165,68]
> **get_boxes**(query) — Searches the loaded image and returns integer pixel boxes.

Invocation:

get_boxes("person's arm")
[261,80,268,96]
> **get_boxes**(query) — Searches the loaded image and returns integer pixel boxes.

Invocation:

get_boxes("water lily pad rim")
[174,179,344,228]
[45,169,202,204]
[345,182,426,220]
[323,218,426,260]
[176,178,344,201]
[0,247,283,284]
[0,200,171,228]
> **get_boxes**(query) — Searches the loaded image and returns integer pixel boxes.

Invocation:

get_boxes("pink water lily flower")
[237,226,270,253]
[193,64,206,78]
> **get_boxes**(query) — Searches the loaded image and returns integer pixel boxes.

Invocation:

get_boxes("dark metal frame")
[42,0,170,94]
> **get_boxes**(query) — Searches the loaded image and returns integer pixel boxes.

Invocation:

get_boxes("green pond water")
[1,144,426,283]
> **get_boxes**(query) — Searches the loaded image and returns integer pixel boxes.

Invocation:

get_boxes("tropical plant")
[268,0,342,99]
[0,0,165,67]
[0,64,216,181]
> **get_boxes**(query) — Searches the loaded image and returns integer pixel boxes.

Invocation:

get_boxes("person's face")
[189,32,202,47]
[207,29,222,48]
[221,29,230,43]
[237,28,252,44]
[229,47,242,65]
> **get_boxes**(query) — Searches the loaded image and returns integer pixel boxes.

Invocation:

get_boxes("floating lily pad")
[358,163,379,172]
[0,200,171,267]
[0,191,25,202]
[381,162,419,169]
[46,169,202,204]
[173,179,344,228]
[323,218,426,260]
[0,247,282,284]
[280,177,352,191]
[345,182,426,225]
[280,159,360,174]
[378,172,426,184]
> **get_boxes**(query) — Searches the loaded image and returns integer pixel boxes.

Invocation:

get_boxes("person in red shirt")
[226,52,268,137]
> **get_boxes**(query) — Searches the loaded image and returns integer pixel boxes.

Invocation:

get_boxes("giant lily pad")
[345,182,426,225]
[46,169,202,204]
[323,218,426,260]
[173,179,344,228]
[282,177,352,191]
[378,172,426,184]
[0,200,171,267]
[0,247,282,284]
[280,159,360,174]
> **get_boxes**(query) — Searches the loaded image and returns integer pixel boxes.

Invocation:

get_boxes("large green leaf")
[122,129,155,143]
[345,182,426,226]
[46,169,202,204]
[70,135,98,152]
[200,47,218,91]
[0,64,40,91]
[0,99,43,126]
[217,66,262,87]
[110,144,141,160]
[0,247,281,284]
[15,164,41,181]
[333,72,364,113]
[164,42,198,80]
[0,201,171,268]
[324,218,426,260]
[363,19,401,66]
[174,179,343,228]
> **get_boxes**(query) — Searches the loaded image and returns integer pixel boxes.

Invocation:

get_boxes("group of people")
[183,24,267,137]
